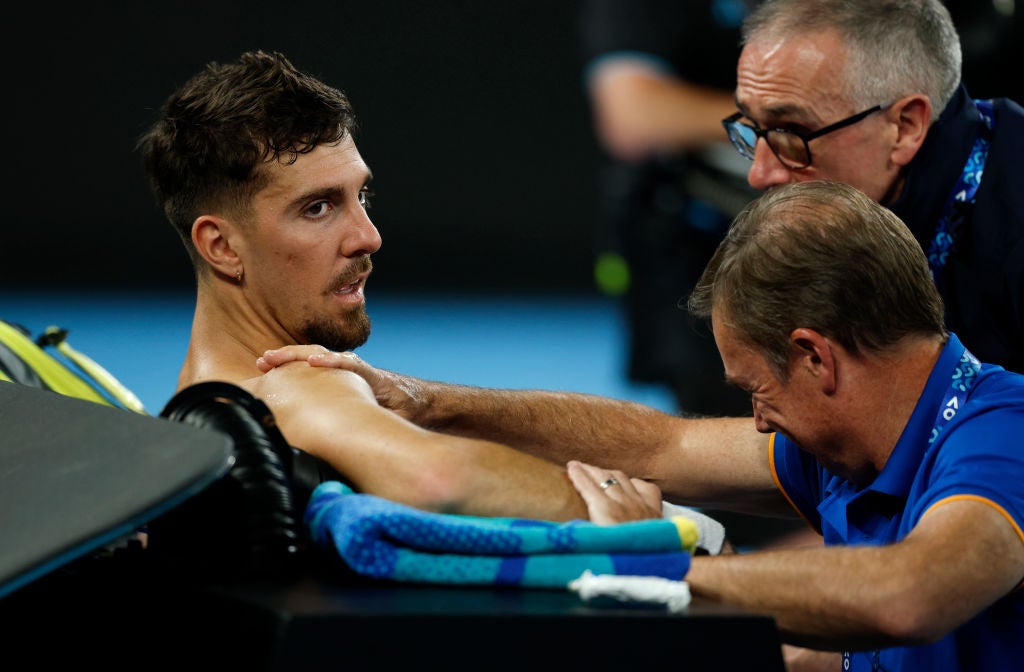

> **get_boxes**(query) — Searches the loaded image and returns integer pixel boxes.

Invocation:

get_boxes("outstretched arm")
[243,361,591,521]
[567,457,1024,649]
[257,346,788,516]
[687,499,1024,650]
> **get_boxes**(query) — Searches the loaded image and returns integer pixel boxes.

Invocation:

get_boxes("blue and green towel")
[304,481,695,588]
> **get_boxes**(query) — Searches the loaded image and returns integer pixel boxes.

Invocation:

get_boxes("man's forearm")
[684,507,1015,653]
[254,348,773,510]
[408,381,781,512]
[687,547,891,650]
[259,346,681,472]
[414,383,677,474]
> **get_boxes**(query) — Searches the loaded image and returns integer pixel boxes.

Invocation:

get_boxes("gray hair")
[741,0,962,120]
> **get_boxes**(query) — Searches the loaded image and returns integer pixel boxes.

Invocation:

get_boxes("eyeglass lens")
[727,122,809,168]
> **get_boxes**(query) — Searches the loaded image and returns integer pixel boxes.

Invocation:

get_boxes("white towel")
[568,570,692,612]
[662,501,726,555]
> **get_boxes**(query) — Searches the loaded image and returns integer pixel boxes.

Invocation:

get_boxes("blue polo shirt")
[771,333,1024,671]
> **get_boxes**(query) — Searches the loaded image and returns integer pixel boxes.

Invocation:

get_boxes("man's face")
[713,314,798,438]
[734,29,901,203]
[713,313,851,477]
[242,135,382,352]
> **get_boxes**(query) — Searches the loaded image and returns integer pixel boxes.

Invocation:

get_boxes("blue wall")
[2,290,675,415]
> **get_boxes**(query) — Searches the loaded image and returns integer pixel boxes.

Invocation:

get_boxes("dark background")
[7,1,603,293]
[7,1,1021,294]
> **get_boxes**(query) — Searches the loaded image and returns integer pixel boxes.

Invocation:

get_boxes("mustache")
[332,256,373,290]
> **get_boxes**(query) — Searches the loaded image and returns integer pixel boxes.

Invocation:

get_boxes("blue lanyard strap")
[929,345,982,444]
[926,99,995,283]
[843,344,980,669]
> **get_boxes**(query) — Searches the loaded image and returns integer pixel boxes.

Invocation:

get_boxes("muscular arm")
[417,385,783,513]
[258,347,790,516]
[243,363,589,521]
[686,499,1024,650]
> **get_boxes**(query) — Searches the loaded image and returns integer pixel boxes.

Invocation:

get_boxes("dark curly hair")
[137,50,358,266]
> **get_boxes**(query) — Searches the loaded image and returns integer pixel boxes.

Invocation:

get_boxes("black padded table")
[0,381,234,600]
[3,561,786,670]
[197,571,788,670]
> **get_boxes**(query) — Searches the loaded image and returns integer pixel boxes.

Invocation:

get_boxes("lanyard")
[842,344,981,669]
[929,345,982,444]
[926,99,995,285]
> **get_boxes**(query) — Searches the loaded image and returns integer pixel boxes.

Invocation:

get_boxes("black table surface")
[4,551,786,671]
[0,382,784,669]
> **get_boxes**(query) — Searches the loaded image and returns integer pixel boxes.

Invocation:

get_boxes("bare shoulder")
[237,361,392,459]
[246,360,378,409]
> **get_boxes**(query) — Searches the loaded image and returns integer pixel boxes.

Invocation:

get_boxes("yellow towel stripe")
[669,515,700,553]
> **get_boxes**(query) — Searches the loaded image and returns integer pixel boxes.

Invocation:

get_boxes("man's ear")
[789,328,837,395]
[192,215,243,280]
[888,94,932,167]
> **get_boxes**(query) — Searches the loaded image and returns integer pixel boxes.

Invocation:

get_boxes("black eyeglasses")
[722,103,891,169]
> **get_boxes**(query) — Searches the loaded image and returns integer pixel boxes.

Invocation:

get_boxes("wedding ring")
[600,477,619,490]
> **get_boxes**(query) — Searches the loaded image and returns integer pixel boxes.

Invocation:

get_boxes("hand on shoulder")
[251,353,379,405]
[258,345,425,420]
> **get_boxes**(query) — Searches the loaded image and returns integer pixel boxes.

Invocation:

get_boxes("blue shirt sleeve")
[911,404,1024,538]
[770,432,825,534]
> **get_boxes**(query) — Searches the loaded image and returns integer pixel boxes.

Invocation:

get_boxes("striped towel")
[304,481,694,588]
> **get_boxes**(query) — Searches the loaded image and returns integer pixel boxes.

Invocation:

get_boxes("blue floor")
[1,290,676,415]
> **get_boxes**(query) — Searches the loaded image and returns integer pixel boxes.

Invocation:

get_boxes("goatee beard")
[299,307,372,352]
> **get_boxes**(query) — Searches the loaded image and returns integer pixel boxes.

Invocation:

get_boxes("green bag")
[0,319,146,414]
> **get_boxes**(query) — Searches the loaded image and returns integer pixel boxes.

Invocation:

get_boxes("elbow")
[865,595,954,647]
[376,461,477,514]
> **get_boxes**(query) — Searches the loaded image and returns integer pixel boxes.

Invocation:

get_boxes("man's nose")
[746,139,791,191]
[346,211,383,257]
[752,400,771,434]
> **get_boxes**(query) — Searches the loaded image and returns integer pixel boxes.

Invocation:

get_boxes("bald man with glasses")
[722,0,1024,378]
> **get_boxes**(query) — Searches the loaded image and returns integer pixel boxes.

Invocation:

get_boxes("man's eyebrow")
[288,186,344,211]
[736,100,811,125]
[722,372,747,391]
[286,169,373,211]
